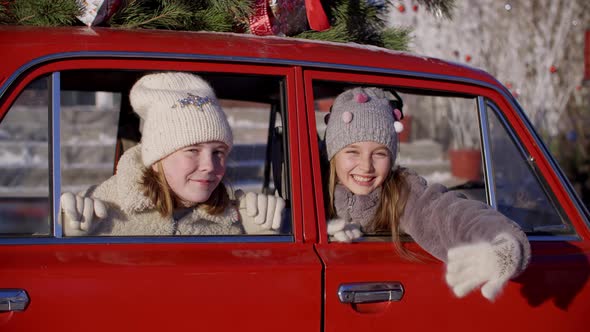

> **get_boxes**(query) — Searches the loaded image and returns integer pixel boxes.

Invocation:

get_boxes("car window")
[486,100,574,236]
[60,87,121,194]
[1,70,292,238]
[0,76,51,236]
[313,80,485,239]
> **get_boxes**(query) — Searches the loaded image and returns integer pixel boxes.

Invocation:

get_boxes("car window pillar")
[477,96,497,208]
[50,72,63,238]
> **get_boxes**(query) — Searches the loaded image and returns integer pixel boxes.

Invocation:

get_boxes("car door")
[304,70,590,332]
[0,58,322,331]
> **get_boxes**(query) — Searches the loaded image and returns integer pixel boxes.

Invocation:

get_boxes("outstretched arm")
[400,171,530,301]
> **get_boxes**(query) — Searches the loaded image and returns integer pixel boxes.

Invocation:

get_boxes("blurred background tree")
[388,0,590,208]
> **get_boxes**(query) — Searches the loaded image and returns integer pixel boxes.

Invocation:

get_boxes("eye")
[214,149,227,157]
[344,149,359,155]
[373,150,389,158]
[186,147,199,153]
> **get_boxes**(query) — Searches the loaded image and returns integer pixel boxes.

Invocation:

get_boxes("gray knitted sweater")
[333,170,531,274]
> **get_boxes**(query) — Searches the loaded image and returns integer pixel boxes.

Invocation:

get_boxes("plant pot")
[398,115,412,142]
[449,149,482,181]
[316,98,334,112]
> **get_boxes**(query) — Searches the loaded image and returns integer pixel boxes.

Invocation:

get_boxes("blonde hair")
[140,162,230,217]
[328,159,415,259]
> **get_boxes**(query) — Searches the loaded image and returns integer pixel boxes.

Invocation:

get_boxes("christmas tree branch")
[416,0,455,19]
[110,0,196,30]
[10,0,80,26]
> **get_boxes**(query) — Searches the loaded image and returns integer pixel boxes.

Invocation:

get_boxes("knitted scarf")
[333,184,382,233]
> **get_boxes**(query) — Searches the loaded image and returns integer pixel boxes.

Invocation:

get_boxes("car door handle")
[338,282,404,304]
[0,289,30,312]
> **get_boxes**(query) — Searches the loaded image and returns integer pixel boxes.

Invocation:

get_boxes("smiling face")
[333,141,392,195]
[157,141,228,206]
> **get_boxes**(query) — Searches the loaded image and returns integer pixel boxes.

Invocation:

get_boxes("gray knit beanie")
[129,72,233,167]
[325,87,401,162]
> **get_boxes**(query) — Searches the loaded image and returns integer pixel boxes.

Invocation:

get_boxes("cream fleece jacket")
[80,145,244,236]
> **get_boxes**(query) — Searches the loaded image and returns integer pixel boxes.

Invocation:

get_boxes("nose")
[199,151,214,172]
[358,154,374,172]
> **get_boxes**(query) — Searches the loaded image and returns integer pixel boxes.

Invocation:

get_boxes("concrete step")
[1,160,267,190]
[0,142,116,166]
[3,105,119,126]
[397,158,450,175]
[398,139,444,160]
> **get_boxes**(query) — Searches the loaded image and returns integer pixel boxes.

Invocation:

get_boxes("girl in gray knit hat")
[324,86,530,302]
[60,72,284,236]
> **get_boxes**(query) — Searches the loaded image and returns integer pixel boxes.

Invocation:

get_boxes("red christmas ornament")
[550,65,557,73]
[413,4,419,12]
[305,0,330,31]
[576,85,582,91]
[398,4,406,13]
[465,55,472,62]
[506,82,513,89]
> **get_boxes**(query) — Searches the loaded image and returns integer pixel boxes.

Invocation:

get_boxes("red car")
[0,26,589,331]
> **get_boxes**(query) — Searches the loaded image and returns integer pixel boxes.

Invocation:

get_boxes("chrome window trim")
[0,50,587,242]
[50,72,63,238]
[477,96,497,209]
[0,235,294,245]
[527,235,580,242]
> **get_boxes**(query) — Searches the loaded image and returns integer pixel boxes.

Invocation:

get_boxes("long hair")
[327,159,415,259]
[140,162,230,217]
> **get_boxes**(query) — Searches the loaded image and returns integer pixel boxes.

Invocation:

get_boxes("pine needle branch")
[295,0,411,51]
[0,4,16,24]
[416,0,455,19]
[382,26,412,51]
[110,0,196,30]
[10,0,80,26]
[208,0,253,23]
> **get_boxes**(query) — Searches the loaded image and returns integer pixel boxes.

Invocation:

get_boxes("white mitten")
[60,192,107,236]
[445,233,521,301]
[236,190,285,234]
[327,218,363,243]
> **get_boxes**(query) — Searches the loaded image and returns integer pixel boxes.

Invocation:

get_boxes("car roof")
[0,25,502,90]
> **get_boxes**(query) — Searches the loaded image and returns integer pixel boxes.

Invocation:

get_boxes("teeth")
[352,175,372,182]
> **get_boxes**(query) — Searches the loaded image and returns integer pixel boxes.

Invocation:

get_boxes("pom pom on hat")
[355,93,369,103]
[393,108,404,133]
[130,72,233,167]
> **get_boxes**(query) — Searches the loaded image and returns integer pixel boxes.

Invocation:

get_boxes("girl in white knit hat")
[60,72,284,236]
[323,86,530,301]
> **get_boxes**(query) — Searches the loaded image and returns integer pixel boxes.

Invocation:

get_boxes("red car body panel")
[0,243,322,331]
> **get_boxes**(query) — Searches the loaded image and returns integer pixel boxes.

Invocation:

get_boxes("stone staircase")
[1,105,453,197]
[397,139,451,181]
[0,105,274,196]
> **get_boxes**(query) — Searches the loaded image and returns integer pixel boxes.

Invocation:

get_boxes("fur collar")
[114,144,156,214]
[113,145,238,224]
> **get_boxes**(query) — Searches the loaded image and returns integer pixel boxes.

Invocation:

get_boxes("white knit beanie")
[325,87,399,161]
[129,72,233,167]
